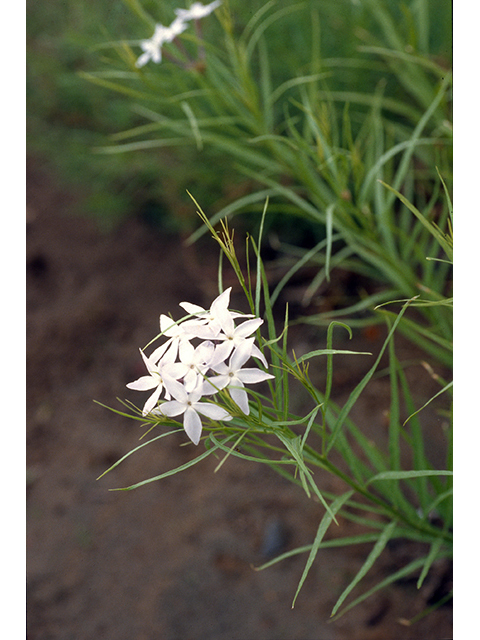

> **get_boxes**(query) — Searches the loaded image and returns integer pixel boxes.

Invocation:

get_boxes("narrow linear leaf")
[292,491,354,608]
[403,380,453,425]
[378,180,453,262]
[325,203,334,281]
[96,429,182,480]
[331,555,427,621]
[256,532,381,571]
[297,348,371,363]
[330,520,397,617]
[255,198,269,317]
[109,441,222,490]
[417,537,444,589]
[366,470,453,485]
[326,298,414,455]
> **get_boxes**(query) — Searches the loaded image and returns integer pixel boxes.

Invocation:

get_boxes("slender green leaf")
[330,520,397,617]
[292,491,354,608]
[417,537,444,589]
[367,470,453,485]
[325,298,414,455]
[96,429,183,480]
[378,181,453,261]
[296,348,371,364]
[331,555,427,620]
[404,380,453,425]
[110,441,223,490]
[256,532,382,571]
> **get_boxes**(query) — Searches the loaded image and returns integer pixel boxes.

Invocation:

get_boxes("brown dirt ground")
[26,158,452,640]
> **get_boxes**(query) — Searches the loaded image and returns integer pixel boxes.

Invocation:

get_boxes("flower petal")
[179,339,194,363]
[163,376,189,402]
[183,368,200,393]
[210,287,231,312]
[149,340,171,364]
[196,340,215,364]
[228,384,250,414]
[126,376,158,391]
[250,343,268,367]
[201,374,229,395]
[234,317,263,338]
[230,338,255,370]
[183,407,203,445]
[194,402,232,421]
[237,368,275,384]
[158,400,185,418]
[179,301,205,315]
[210,340,234,367]
[142,385,163,415]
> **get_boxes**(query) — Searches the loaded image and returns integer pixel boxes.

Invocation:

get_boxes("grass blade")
[292,491,354,608]
[417,537,444,589]
[331,555,427,620]
[110,441,222,490]
[366,470,453,484]
[330,519,397,617]
[325,298,414,455]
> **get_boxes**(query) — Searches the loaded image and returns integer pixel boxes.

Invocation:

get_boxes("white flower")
[150,314,202,363]
[155,378,232,445]
[211,314,267,367]
[176,339,215,392]
[180,288,267,366]
[126,287,272,440]
[135,18,188,68]
[179,286,253,338]
[174,1,222,22]
[126,346,185,415]
[203,339,274,414]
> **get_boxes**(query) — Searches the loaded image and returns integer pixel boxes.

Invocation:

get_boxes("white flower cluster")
[136,1,222,68]
[127,287,274,445]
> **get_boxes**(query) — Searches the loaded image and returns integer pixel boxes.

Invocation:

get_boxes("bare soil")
[26,158,452,639]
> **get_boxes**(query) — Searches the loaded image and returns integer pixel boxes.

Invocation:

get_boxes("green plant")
[79,0,452,621]
[83,0,452,363]
[98,198,452,620]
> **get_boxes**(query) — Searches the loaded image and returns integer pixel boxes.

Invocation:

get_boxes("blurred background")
[27,1,452,638]
[27,0,452,233]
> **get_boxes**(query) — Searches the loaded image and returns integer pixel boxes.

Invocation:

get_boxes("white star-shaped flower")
[149,313,205,363]
[179,286,253,339]
[126,345,185,415]
[203,339,274,414]
[176,339,215,392]
[155,378,232,445]
[211,313,267,367]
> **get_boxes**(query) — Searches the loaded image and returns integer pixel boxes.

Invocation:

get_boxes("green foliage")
[77,0,452,362]
[99,201,452,620]
[58,0,452,620]
[28,0,452,241]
